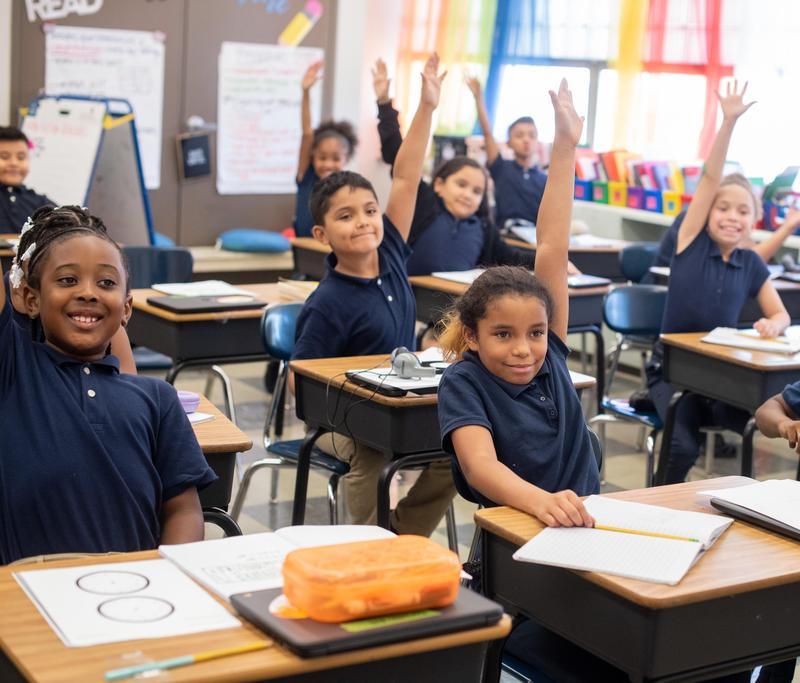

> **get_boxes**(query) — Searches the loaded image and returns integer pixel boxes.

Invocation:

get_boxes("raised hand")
[718,79,755,121]
[420,52,447,109]
[465,75,482,100]
[372,58,391,103]
[301,60,324,92]
[549,78,583,146]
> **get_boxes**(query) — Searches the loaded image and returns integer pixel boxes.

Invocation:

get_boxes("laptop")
[345,367,443,397]
[146,295,268,314]
[567,274,612,289]
[709,498,800,543]
[230,587,503,658]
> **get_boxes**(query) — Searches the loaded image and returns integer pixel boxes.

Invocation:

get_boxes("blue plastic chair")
[590,285,666,486]
[619,242,660,283]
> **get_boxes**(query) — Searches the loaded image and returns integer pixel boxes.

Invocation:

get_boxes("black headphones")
[390,347,436,379]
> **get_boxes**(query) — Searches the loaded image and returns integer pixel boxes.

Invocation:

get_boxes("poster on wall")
[216,42,323,195]
[44,25,166,190]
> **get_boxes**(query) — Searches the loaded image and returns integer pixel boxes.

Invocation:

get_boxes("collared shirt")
[660,228,769,334]
[294,166,320,238]
[782,381,800,416]
[438,333,600,506]
[292,215,416,359]
[0,183,54,232]
[489,157,547,228]
[0,303,216,564]
[407,207,485,276]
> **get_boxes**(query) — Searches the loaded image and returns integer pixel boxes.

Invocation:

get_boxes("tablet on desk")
[146,295,268,314]
[709,498,800,542]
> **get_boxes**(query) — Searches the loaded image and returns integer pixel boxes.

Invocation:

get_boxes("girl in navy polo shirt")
[647,81,790,485]
[437,80,598,527]
[0,206,215,564]
[294,60,358,238]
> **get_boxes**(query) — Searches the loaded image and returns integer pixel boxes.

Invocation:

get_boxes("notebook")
[431,269,484,285]
[150,280,256,297]
[701,327,800,355]
[146,295,268,314]
[231,586,503,658]
[700,479,800,542]
[513,495,733,585]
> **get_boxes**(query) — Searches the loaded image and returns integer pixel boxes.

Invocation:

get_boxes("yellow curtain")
[610,0,649,148]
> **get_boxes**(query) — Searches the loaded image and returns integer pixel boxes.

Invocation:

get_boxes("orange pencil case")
[282,535,461,623]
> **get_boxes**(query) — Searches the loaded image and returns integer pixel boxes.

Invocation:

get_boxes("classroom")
[2,1,800,681]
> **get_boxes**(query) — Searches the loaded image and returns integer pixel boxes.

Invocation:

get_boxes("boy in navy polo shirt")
[0,127,54,232]
[466,78,547,230]
[292,53,455,536]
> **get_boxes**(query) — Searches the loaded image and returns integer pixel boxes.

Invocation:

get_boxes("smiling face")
[312,185,383,256]
[24,234,132,362]
[0,140,30,187]
[507,121,537,162]
[311,137,349,179]
[466,294,549,384]
[707,184,756,252]
[433,165,486,220]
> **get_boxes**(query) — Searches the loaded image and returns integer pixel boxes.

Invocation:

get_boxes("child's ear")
[23,284,41,319]
[120,292,133,328]
[312,225,330,246]
[465,326,479,352]
[432,176,445,195]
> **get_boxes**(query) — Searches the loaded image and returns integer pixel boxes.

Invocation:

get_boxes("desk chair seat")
[619,242,659,284]
[131,346,173,370]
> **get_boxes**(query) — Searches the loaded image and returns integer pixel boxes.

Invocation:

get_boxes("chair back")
[261,302,303,361]
[619,242,659,283]
[122,246,193,288]
[603,284,668,337]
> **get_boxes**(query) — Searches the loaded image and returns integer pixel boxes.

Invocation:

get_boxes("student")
[0,127,55,232]
[294,60,358,238]
[437,80,598,524]
[0,205,216,564]
[466,77,547,230]
[647,81,790,485]
[373,59,537,277]
[291,54,455,536]
[756,381,800,460]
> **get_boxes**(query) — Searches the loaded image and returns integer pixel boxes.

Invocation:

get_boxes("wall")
[0,0,10,125]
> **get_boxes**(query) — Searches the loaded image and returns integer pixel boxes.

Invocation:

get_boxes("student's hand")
[531,489,595,528]
[419,52,447,110]
[718,79,755,121]
[372,58,391,104]
[549,78,583,147]
[302,60,324,92]
[465,75,482,100]
[777,418,800,454]
[754,317,784,338]
[781,208,800,230]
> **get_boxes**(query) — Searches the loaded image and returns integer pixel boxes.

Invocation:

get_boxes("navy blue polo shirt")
[0,303,216,564]
[0,183,54,232]
[782,381,800,416]
[489,157,547,228]
[653,211,685,268]
[293,215,416,359]
[407,209,484,276]
[661,228,769,334]
[438,332,600,507]
[294,166,320,238]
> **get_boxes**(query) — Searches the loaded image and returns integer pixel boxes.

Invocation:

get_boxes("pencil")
[104,641,271,681]
[594,525,700,543]
[734,331,791,345]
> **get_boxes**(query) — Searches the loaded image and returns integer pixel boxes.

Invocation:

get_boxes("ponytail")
[438,311,471,361]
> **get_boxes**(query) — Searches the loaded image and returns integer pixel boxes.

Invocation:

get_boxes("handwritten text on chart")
[26,0,104,22]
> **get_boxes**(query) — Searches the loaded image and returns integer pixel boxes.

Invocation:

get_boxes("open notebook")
[513,496,732,585]
[701,327,800,355]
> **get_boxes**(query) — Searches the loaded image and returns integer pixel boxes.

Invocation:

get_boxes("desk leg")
[291,427,326,525]
[654,389,688,486]
[741,417,757,479]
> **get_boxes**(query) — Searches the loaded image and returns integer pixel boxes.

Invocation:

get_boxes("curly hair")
[313,120,358,159]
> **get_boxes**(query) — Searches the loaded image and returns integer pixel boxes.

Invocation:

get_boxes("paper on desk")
[14,559,239,647]
[699,479,800,530]
[701,327,800,354]
[151,280,257,298]
[431,269,485,285]
[509,229,618,248]
[188,411,215,425]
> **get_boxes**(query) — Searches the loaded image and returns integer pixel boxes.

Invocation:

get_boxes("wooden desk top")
[475,477,800,609]
[193,396,253,454]
[189,246,294,274]
[291,355,596,409]
[409,275,609,299]
[504,237,630,253]
[291,237,332,254]
[0,550,511,683]
[661,332,800,370]
[0,233,16,256]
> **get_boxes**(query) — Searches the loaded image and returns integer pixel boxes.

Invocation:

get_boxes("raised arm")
[465,77,499,165]
[296,60,324,182]
[752,209,800,263]
[374,59,403,166]
[677,81,754,254]
[533,79,582,343]
[385,53,445,241]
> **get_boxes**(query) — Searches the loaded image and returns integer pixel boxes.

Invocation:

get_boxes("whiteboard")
[217,42,323,195]
[22,97,106,206]
[45,25,166,190]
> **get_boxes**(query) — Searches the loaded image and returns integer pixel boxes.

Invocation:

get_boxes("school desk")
[410,275,607,414]
[654,332,800,485]
[0,550,512,683]
[476,476,800,683]
[0,233,16,273]
[289,355,596,528]
[503,236,632,281]
[291,237,330,279]
[189,246,294,285]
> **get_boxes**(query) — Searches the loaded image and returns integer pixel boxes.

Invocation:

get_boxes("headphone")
[390,347,436,379]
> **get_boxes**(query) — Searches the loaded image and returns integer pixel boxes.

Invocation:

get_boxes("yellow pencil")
[735,331,791,345]
[594,524,700,543]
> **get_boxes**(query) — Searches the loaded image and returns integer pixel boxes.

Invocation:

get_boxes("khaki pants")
[316,432,456,537]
